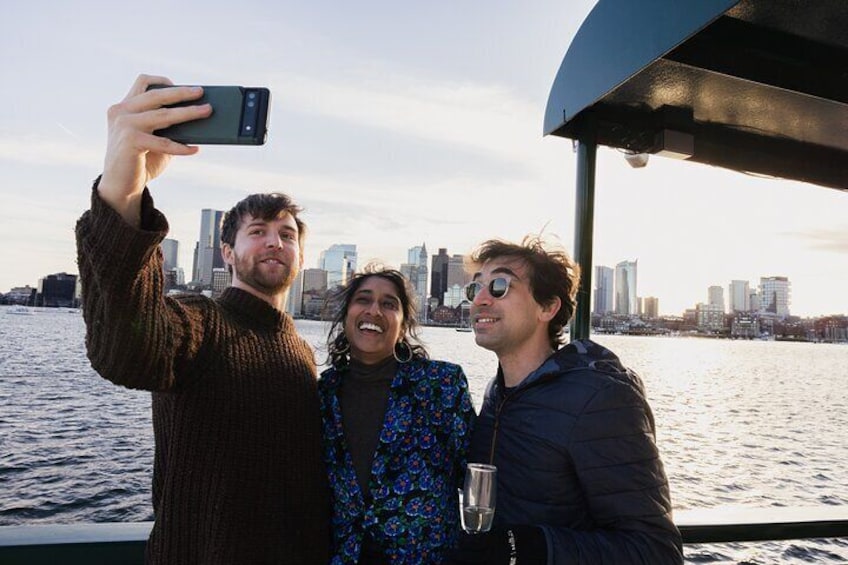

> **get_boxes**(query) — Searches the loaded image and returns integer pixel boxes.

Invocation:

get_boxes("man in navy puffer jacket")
[444,237,683,565]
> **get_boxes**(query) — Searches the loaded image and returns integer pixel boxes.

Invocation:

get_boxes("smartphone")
[147,84,270,145]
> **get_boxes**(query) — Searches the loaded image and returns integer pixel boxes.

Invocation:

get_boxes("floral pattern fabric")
[319,359,475,564]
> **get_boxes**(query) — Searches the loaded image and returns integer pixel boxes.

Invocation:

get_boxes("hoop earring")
[393,339,413,363]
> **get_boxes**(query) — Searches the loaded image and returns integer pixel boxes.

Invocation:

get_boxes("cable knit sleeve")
[75,179,204,392]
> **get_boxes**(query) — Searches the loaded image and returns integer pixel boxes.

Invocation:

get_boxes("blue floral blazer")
[319,359,476,564]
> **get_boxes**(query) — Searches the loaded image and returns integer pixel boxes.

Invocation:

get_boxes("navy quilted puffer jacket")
[469,339,683,564]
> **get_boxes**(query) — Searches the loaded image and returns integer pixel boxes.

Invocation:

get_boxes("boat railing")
[2,506,847,563]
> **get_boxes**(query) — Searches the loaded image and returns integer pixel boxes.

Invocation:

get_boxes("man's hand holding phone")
[99,75,212,227]
[147,84,270,146]
[98,75,270,227]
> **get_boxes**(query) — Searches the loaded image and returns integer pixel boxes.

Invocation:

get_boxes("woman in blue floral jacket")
[319,265,476,564]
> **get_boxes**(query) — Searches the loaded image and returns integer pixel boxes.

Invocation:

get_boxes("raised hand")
[97,74,211,226]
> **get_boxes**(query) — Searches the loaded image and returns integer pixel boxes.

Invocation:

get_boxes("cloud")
[268,68,545,165]
[786,229,848,253]
[0,137,102,169]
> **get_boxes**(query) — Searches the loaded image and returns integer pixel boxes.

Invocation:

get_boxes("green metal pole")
[570,137,596,341]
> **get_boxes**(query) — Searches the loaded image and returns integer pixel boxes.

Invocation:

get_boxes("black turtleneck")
[340,356,397,495]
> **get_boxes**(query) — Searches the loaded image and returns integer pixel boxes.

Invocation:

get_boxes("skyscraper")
[416,244,428,299]
[211,268,232,297]
[593,265,614,315]
[287,269,304,317]
[728,280,750,312]
[759,276,791,318]
[446,255,469,290]
[302,268,329,318]
[430,248,450,306]
[642,296,659,319]
[614,260,638,316]
[438,254,470,307]
[708,285,725,312]
[194,209,224,286]
[401,243,429,316]
[161,238,179,273]
[407,244,425,266]
[320,244,357,289]
[749,290,761,313]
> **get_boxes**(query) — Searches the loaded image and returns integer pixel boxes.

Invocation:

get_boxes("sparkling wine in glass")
[459,463,497,534]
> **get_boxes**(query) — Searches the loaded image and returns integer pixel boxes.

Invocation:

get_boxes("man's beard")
[233,252,297,295]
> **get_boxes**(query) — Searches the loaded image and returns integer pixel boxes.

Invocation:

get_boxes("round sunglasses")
[464,277,511,302]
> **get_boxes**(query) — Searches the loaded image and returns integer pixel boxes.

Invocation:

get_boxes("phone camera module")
[240,89,261,138]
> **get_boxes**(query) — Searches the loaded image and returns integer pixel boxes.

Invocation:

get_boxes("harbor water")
[1,307,847,563]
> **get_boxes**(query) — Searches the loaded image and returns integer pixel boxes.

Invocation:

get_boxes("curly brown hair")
[466,236,580,349]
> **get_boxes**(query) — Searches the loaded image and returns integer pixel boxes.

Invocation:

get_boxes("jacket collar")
[494,338,627,392]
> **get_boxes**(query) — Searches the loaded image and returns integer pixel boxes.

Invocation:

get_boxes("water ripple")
[1,314,846,563]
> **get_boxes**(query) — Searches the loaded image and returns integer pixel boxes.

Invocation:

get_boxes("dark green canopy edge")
[545,0,848,191]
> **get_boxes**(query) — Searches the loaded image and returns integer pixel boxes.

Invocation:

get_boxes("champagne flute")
[459,463,497,534]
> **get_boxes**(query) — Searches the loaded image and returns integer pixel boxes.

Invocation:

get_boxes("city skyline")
[5,237,836,320]
[1,2,846,317]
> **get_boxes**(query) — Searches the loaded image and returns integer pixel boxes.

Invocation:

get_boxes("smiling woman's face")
[344,275,405,365]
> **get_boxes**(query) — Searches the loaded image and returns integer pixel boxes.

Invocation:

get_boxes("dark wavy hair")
[325,264,429,369]
[466,236,581,350]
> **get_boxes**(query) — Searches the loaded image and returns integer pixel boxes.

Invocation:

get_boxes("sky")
[1,1,846,317]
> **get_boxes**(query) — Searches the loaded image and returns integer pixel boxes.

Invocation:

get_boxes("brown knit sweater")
[75,185,330,564]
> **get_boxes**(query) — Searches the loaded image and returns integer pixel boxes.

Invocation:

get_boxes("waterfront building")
[429,304,460,325]
[749,290,761,312]
[728,280,750,312]
[302,268,329,318]
[696,302,725,332]
[593,265,614,315]
[163,268,185,289]
[443,283,466,309]
[760,276,791,318]
[447,254,470,292]
[642,296,659,319]
[287,270,304,317]
[731,314,760,338]
[5,285,36,305]
[614,260,638,316]
[682,308,697,329]
[38,272,79,308]
[430,248,450,306]
[708,286,725,312]
[164,269,177,289]
[210,268,231,297]
[194,209,224,286]
[320,244,357,289]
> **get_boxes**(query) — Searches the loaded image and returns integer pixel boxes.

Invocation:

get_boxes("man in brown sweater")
[75,74,330,564]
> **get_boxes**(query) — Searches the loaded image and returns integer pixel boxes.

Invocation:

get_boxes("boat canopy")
[544,0,848,192]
